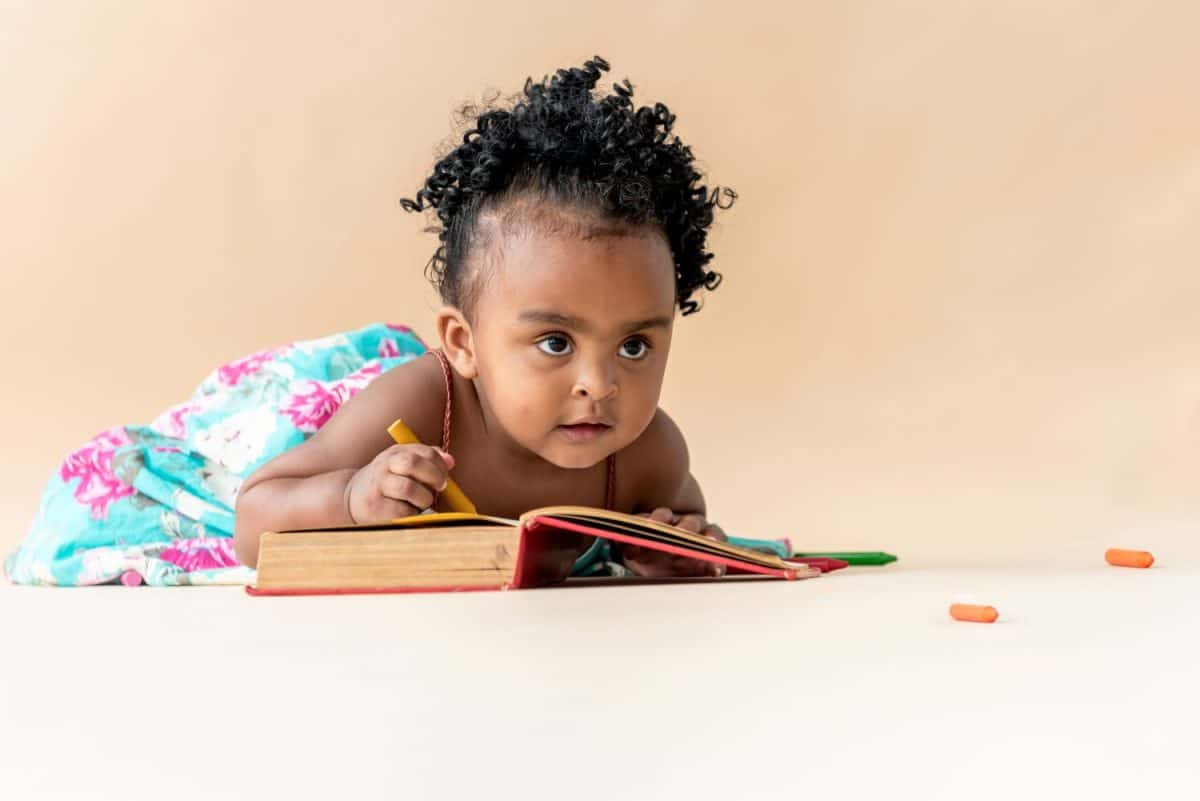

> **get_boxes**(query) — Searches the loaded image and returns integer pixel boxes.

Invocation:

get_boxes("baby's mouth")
[556,422,613,442]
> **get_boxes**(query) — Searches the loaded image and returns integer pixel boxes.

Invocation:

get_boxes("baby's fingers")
[674,513,706,534]
[673,517,726,576]
[378,474,436,511]
[386,445,453,491]
[642,507,677,525]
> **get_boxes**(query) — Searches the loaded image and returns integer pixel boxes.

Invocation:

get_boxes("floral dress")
[5,323,427,586]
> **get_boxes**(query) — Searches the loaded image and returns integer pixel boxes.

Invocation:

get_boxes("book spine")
[510,523,533,588]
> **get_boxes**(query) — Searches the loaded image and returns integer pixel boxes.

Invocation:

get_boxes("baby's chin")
[533,432,619,470]
[538,446,613,470]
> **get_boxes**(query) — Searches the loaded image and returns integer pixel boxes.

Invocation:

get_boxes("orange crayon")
[950,603,999,623]
[1105,548,1154,569]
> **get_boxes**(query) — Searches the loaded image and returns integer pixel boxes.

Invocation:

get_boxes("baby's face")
[470,224,676,469]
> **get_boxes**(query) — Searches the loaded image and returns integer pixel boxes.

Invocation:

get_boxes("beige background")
[2,1,1197,563]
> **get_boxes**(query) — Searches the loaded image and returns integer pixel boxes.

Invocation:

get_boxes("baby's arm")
[232,352,447,567]
[619,410,727,577]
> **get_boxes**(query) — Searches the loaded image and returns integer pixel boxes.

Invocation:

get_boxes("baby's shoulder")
[619,408,691,504]
[366,350,449,442]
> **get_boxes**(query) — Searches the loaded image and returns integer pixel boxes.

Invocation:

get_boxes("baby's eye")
[619,338,650,360]
[536,336,573,356]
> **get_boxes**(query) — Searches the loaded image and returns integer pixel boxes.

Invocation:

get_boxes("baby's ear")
[435,306,478,379]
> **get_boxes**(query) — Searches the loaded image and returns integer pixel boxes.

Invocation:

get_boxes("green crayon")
[791,551,897,566]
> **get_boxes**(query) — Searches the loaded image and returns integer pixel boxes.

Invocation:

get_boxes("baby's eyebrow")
[518,310,671,334]
[518,310,581,328]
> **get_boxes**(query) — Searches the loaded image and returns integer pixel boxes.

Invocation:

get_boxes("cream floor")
[2,533,1197,801]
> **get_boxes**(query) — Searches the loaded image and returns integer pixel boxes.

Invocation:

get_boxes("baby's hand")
[618,507,728,578]
[345,443,455,523]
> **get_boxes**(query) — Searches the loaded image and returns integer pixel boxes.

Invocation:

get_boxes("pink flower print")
[378,338,400,359]
[280,363,383,432]
[159,537,240,572]
[149,401,201,439]
[386,323,427,347]
[60,427,136,520]
[280,384,340,433]
[216,347,282,388]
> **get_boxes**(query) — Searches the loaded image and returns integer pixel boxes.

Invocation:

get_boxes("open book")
[247,506,827,596]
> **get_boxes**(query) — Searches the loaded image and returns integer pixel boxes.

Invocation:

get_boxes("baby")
[234,56,737,581]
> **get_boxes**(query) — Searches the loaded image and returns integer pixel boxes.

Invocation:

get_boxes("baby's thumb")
[435,448,456,469]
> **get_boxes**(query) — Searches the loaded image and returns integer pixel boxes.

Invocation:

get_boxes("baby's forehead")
[465,200,675,313]
[481,197,656,246]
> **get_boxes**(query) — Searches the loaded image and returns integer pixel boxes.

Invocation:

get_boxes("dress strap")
[427,348,455,512]
[430,348,453,453]
[604,453,616,510]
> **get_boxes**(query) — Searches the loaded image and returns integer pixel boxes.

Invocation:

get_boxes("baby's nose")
[571,370,618,400]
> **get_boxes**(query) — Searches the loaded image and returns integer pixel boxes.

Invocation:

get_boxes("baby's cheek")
[623,383,660,431]
[500,387,556,434]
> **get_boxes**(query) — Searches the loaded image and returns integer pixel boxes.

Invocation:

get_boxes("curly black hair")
[399,56,735,316]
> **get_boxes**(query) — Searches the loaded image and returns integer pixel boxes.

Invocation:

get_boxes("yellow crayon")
[386,419,477,515]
